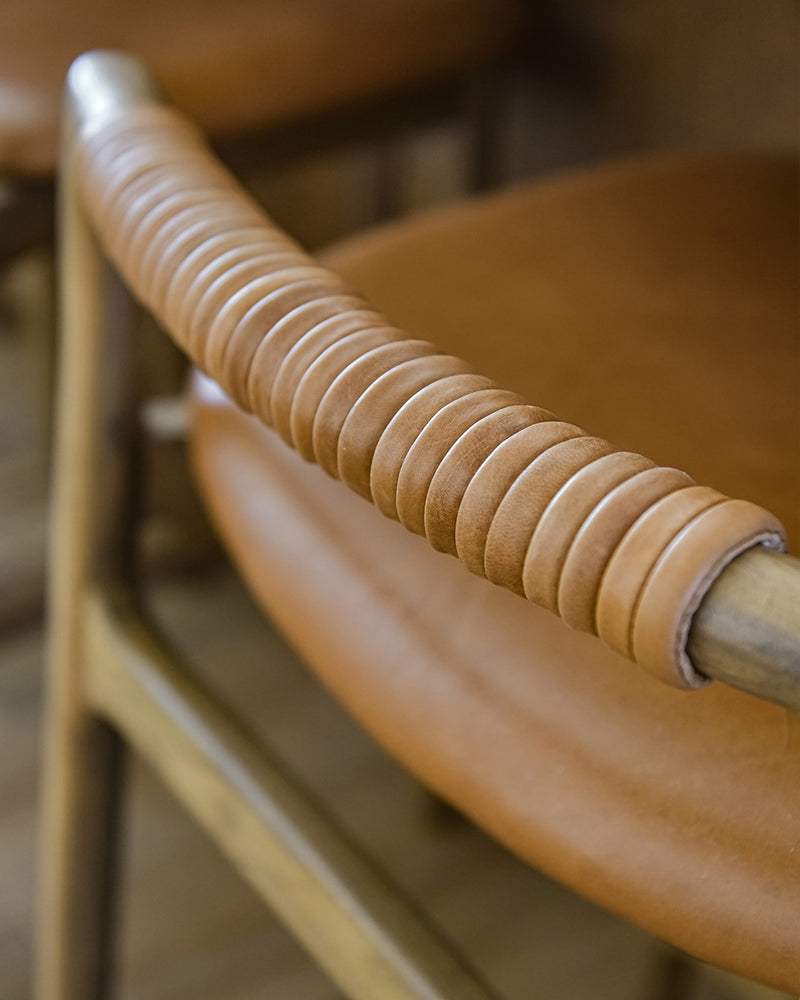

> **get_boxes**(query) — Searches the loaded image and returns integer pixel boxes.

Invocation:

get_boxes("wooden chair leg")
[35,700,128,1000]
[34,109,141,998]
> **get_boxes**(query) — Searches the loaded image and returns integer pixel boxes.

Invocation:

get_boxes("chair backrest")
[61,50,800,711]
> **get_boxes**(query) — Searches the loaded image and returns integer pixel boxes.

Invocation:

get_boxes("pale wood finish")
[34,110,136,997]
[82,589,496,1000]
[689,548,800,711]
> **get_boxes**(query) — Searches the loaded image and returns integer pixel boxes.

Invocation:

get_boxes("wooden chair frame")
[35,53,509,1000]
[36,51,800,1000]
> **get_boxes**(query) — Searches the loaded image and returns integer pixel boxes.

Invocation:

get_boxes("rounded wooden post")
[34,53,158,1000]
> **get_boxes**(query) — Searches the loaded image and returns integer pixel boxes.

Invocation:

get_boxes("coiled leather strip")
[75,104,788,688]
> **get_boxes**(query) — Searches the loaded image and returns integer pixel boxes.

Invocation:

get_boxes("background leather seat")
[0,0,527,176]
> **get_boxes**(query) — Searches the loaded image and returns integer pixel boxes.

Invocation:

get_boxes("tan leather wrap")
[75,104,787,690]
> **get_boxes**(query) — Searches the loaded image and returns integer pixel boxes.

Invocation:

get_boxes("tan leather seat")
[0,0,526,176]
[46,52,799,996]
[189,155,800,989]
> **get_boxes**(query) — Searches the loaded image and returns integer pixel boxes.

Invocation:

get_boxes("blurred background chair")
[0,0,531,630]
[37,48,799,1000]
[0,0,531,221]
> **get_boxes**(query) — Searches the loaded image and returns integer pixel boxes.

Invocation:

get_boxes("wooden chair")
[39,50,800,999]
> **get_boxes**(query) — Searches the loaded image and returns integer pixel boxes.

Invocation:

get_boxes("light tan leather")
[555,465,694,632]
[76,107,792,693]
[455,420,592,577]
[595,484,728,660]
[269,307,386,437]
[395,392,536,534]
[369,373,496,518]
[73,102,800,986]
[0,0,528,174]
[337,353,474,499]
[482,434,621,594]
[521,451,656,611]
[631,498,792,688]
[316,344,453,480]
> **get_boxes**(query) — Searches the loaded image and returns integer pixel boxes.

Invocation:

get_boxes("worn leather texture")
[75,103,800,987]
[0,0,526,174]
